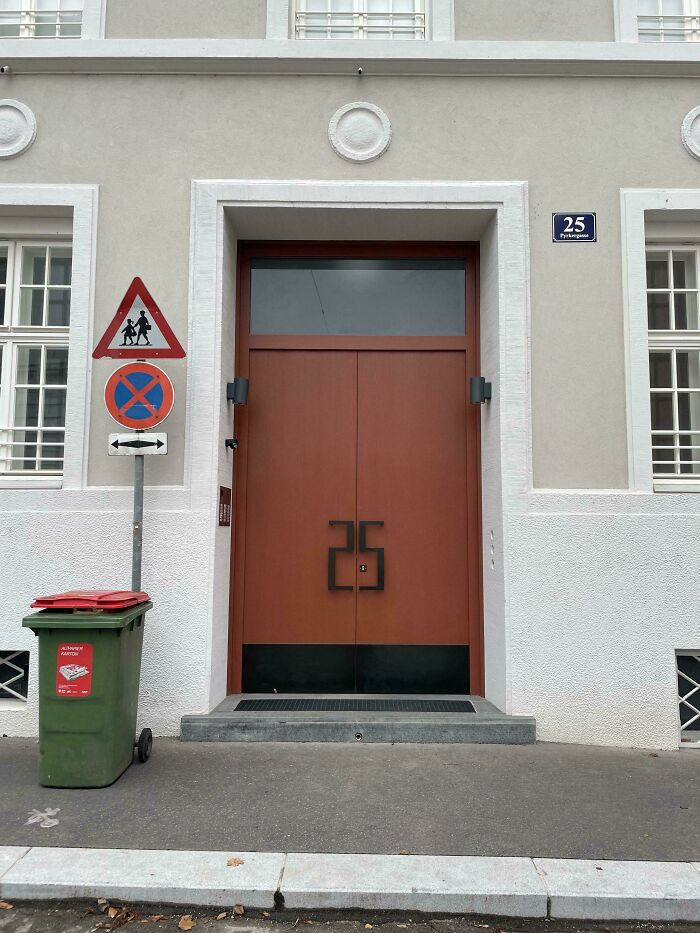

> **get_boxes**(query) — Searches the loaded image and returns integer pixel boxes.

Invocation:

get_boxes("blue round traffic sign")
[104,362,174,430]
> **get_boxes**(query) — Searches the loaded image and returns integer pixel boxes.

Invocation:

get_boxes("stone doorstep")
[180,694,537,744]
[2,848,700,921]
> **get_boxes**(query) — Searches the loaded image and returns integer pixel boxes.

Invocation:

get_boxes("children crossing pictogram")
[93,277,186,359]
[104,362,174,430]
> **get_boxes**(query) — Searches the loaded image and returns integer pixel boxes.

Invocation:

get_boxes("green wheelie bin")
[22,590,154,788]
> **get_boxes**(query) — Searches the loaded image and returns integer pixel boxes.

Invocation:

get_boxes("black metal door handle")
[328,520,354,591]
[359,521,384,591]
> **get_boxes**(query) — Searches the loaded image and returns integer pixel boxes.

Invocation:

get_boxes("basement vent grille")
[0,650,30,701]
[677,652,700,745]
[235,698,475,713]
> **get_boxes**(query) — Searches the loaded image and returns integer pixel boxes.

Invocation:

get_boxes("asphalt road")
[1,906,700,933]
[1,738,699,859]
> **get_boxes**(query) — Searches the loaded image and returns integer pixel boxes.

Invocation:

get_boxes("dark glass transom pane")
[250,258,466,336]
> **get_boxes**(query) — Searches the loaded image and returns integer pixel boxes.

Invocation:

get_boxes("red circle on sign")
[104,362,174,430]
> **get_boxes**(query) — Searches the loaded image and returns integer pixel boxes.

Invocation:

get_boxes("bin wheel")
[136,728,153,763]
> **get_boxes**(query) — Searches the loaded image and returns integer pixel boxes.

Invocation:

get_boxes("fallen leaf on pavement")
[365,924,373,929]
[398,850,410,856]
[261,911,270,918]
[0,902,13,910]
[178,916,195,931]
[233,904,245,916]
[227,857,245,867]
[107,907,121,919]
[147,917,164,923]
[216,913,227,921]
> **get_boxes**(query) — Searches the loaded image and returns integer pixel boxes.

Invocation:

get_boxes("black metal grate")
[235,698,475,713]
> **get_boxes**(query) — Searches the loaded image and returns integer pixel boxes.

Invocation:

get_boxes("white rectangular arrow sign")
[108,433,168,456]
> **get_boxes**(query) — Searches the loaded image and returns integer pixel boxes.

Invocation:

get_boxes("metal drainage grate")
[235,698,475,713]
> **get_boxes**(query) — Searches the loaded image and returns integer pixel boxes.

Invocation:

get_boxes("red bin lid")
[31,590,150,610]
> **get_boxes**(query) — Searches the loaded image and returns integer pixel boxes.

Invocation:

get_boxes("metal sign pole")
[132,453,144,591]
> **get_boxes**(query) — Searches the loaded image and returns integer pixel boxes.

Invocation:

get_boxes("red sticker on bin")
[56,644,93,697]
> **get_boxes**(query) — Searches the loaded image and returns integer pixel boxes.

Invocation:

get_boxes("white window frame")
[0,185,97,492]
[647,246,700,483]
[294,0,426,40]
[640,0,700,41]
[266,0,454,39]
[0,240,71,477]
[621,189,700,493]
[0,0,104,38]
[615,0,700,40]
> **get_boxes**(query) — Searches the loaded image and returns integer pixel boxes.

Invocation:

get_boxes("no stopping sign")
[104,362,174,430]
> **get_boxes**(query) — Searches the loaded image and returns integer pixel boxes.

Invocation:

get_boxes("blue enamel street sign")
[552,213,597,243]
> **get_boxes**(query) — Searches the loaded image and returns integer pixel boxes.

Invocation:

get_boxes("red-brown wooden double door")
[228,243,482,695]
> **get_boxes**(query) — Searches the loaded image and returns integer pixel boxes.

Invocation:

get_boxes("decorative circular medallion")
[328,102,392,163]
[0,100,37,159]
[681,106,700,162]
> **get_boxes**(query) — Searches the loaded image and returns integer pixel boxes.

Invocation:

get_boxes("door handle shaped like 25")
[358,520,384,592]
[327,520,385,592]
[327,521,354,591]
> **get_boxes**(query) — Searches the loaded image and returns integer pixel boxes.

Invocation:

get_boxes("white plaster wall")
[106,0,266,39]
[507,499,700,749]
[0,496,211,736]
[454,0,615,41]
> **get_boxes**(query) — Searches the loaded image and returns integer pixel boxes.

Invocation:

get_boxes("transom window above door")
[250,257,466,335]
[0,0,83,37]
[638,0,700,41]
[295,0,426,39]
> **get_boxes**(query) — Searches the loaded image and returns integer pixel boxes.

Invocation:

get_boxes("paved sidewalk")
[0,738,698,860]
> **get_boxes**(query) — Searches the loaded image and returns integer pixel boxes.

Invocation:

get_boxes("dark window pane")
[21,248,46,286]
[14,388,40,427]
[16,347,41,385]
[45,348,68,385]
[250,258,466,336]
[648,293,670,329]
[43,389,66,428]
[0,251,7,285]
[646,256,669,289]
[47,289,70,326]
[673,252,696,289]
[675,293,699,330]
[676,351,700,389]
[677,393,700,433]
[49,248,72,286]
[19,289,44,326]
[0,288,5,327]
[649,351,672,388]
[650,392,673,430]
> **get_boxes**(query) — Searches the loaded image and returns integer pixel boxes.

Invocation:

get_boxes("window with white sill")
[0,242,71,476]
[0,0,83,37]
[647,247,700,482]
[638,0,700,41]
[295,0,426,39]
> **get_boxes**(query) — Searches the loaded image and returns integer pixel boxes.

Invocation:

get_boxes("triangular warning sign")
[92,277,186,360]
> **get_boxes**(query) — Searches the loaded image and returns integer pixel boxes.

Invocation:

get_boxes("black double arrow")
[111,437,165,451]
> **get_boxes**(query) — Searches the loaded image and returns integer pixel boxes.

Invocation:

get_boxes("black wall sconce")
[225,377,249,452]
[469,376,492,405]
[227,377,249,406]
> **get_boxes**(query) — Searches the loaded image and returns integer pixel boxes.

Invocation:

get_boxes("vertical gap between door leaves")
[353,350,359,692]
